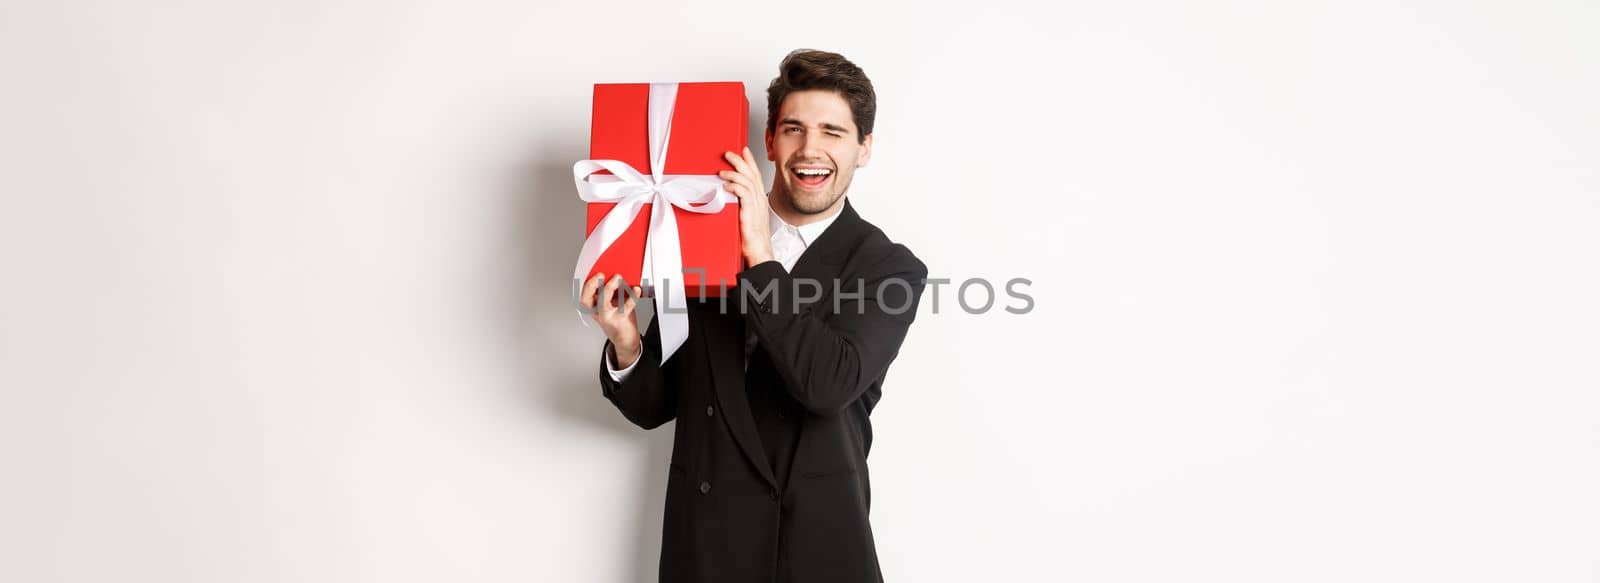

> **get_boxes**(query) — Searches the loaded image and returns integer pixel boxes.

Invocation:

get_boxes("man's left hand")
[720,147,775,266]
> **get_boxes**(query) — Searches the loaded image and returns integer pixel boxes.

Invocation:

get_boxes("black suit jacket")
[598,199,927,583]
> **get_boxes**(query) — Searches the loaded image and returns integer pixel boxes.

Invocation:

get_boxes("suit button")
[769,488,779,501]
[705,405,714,417]
[699,481,712,495]
[777,411,786,420]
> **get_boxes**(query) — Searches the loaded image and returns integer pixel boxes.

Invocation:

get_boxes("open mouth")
[790,166,833,189]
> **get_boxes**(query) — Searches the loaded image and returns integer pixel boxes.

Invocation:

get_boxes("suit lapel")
[788,198,862,284]
[702,301,778,488]
[703,198,868,490]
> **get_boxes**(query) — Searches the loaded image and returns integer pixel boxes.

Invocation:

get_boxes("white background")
[2,1,1597,581]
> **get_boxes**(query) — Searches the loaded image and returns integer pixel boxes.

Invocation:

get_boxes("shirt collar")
[767,199,842,247]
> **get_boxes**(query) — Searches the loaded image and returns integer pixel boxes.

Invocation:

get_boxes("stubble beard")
[780,171,851,216]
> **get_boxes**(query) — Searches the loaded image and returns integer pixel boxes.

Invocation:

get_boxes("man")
[579,49,927,583]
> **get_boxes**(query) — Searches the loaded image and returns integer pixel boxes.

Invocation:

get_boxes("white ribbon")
[573,83,739,365]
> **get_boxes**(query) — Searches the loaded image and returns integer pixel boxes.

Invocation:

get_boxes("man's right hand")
[580,273,644,369]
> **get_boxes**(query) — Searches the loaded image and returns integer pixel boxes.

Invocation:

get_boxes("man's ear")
[764,128,775,162]
[857,133,873,168]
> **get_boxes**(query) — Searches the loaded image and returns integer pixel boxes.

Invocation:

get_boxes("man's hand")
[580,273,643,368]
[720,147,775,266]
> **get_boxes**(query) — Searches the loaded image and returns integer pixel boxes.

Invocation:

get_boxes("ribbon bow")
[572,83,738,364]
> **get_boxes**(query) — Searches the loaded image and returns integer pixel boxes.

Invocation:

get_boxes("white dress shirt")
[606,202,842,380]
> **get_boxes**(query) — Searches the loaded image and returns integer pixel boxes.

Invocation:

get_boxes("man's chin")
[789,190,840,215]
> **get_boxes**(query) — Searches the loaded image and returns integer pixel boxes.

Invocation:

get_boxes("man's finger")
[724,151,753,178]
[580,273,604,309]
[599,274,621,316]
[743,148,764,187]
[741,146,761,177]
[718,169,755,192]
[623,286,639,313]
[718,170,754,195]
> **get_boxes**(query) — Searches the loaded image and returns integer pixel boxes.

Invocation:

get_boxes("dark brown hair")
[766,49,876,144]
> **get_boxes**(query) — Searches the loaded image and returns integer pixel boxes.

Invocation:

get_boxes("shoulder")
[841,213,926,281]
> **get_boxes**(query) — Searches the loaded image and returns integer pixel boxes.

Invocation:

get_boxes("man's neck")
[769,190,847,228]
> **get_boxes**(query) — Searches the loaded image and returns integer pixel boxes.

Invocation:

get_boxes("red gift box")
[580,82,746,297]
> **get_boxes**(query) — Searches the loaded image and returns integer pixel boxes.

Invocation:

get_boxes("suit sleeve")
[738,249,927,417]
[597,313,680,430]
[604,340,642,382]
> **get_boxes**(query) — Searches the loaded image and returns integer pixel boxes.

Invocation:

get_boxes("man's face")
[765,89,873,218]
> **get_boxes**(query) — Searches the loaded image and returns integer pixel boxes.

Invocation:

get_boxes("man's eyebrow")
[778,117,852,133]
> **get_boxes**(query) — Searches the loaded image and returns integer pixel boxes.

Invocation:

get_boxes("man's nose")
[797,132,824,158]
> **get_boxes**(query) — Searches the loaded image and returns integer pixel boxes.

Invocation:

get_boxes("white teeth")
[794,168,832,176]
